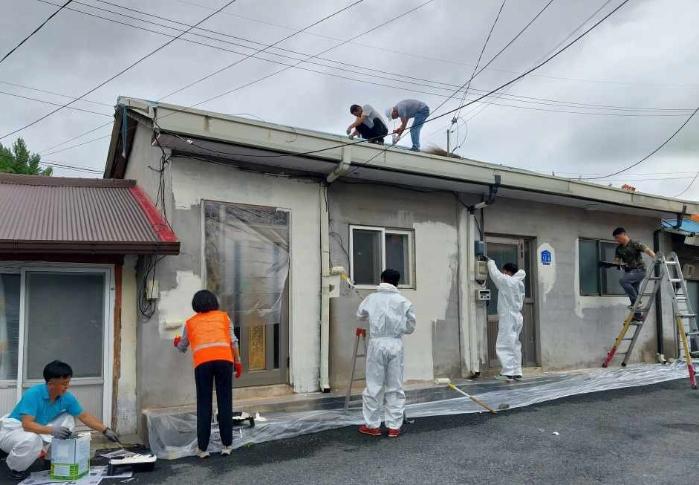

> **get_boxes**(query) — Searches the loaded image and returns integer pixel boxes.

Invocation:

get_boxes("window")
[350,226,414,287]
[579,239,626,296]
[0,274,20,381]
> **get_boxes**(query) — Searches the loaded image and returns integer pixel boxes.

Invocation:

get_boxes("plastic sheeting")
[146,363,690,460]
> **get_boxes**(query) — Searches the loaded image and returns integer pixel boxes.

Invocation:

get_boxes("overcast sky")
[0,0,697,200]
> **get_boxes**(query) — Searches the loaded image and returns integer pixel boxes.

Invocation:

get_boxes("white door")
[0,267,112,423]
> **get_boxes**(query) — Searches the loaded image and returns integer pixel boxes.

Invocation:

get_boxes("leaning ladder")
[344,327,367,411]
[602,253,698,389]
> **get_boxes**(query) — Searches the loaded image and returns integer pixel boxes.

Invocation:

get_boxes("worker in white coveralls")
[487,260,526,383]
[357,268,416,438]
[0,361,120,481]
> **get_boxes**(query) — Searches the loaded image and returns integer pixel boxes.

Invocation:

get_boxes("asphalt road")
[27,380,699,484]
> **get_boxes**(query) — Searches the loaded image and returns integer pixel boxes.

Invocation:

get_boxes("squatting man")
[0,360,120,481]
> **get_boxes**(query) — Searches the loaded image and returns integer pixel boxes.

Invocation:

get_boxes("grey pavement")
[17,380,699,484]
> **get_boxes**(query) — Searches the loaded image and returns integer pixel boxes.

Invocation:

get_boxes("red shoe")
[387,428,401,438]
[358,425,382,437]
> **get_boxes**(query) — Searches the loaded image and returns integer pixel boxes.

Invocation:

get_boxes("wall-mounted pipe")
[319,183,331,392]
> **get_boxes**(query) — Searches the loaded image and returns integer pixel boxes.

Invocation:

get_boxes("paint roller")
[435,378,509,413]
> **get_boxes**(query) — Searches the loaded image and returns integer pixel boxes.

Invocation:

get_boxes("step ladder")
[602,253,697,389]
[344,328,367,411]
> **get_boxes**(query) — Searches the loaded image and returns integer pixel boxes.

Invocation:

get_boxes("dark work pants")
[356,117,388,144]
[194,360,233,451]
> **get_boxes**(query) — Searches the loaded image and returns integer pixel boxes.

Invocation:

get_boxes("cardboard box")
[50,433,91,480]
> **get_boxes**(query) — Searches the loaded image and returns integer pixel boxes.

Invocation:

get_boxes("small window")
[0,273,20,381]
[350,226,414,288]
[579,239,626,296]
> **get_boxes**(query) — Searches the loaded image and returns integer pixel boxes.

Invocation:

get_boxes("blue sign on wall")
[541,249,552,266]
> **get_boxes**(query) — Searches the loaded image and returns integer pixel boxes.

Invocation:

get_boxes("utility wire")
[0,0,239,141]
[35,0,687,114]
[451,0,507,124]
[183,0,435,109]
[0,0,73,65]
[157,0,364,101]
[673,172,699,198]
[579,106,699,180]
[38,122,112,154]
[41,159,103,173]
[0,79,113,107]
[175,0,631,161]
[0,90,112,117]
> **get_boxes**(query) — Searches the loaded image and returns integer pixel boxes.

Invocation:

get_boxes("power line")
[0,0,73,65]
[451,0,508,124]
[28,0,687,159]
[36,0,689,115]
[0,79,113,107]
[579,107,699,180]
[179,0,435,109]
[0,90,112,117]
[673,172,699,198]
[41,133,112,156]
[0,0,239,141]
[166,0,632,162]
[38,121,112,154]
[157,0,364,101]
[41,159,103,173]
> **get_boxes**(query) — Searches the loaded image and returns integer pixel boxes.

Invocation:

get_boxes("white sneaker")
[221,446,234,456]
[196,449,210,459]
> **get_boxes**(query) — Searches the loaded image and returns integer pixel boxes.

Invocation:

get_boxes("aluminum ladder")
[602,253,697,389]
[664,252,698,388]
[344,327,367,411]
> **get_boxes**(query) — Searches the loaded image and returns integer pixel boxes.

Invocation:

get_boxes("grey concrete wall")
[327,182,461,390]
[483,197,665,370]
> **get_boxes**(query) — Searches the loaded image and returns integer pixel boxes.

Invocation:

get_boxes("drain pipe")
[319,182,331,392]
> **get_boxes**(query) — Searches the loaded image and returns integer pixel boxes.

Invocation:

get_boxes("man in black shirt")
[612,227,656,317]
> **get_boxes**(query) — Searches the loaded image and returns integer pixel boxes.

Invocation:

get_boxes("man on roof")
[386,99,430,151]
[346,104,388,145]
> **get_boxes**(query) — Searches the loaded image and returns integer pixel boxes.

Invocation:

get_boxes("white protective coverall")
[357,283,416,430]
[0,413,75,471]
[487,260,526,377]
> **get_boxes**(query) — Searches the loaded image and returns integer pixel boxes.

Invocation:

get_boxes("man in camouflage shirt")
[612,227,656,318]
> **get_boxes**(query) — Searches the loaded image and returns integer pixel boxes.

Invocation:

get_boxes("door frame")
[0,262,114,424]
[484,235,540,367]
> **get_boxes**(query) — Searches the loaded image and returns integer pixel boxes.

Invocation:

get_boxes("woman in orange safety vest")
[174,290,242,458]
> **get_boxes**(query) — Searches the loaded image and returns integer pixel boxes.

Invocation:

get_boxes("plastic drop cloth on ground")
[146,363,690,460]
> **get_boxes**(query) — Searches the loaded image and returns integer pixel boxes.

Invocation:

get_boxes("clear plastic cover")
[145,363,690,460]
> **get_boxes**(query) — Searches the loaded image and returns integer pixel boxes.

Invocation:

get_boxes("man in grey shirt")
[386,99,430,151]
[346,104,388,144]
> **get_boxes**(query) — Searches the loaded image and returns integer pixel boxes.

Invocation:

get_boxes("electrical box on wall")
[477,289,491,301]
[474,240,487,257]
[476,261,488,282]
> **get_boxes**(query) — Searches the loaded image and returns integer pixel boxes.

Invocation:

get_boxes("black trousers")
[356,117,388,144]
[194,360,233,450]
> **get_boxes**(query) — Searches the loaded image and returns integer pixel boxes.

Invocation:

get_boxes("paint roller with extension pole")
[435,378,509,414]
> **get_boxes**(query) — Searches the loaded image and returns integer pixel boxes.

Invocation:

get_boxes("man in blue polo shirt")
[0,361,120,481]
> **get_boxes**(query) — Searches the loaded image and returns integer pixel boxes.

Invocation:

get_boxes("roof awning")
[0,174,180,255]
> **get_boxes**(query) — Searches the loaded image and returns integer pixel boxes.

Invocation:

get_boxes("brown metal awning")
[0,173,180,255]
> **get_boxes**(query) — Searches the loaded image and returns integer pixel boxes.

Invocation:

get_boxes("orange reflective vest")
[185,310,234,368]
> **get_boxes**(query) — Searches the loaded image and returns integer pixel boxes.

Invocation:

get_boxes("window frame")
[349,225,415,289]
[579,238,627,297]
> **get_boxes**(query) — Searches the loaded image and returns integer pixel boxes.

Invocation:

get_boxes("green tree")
[0,138,52,176]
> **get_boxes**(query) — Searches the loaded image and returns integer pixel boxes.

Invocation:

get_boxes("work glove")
[234,362,243,379]
[51,426,72,440]
[173,335,181,348]
[103,427,120,443]
[346,128,351,135]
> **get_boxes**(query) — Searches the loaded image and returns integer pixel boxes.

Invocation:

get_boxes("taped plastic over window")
[145,363,689,460]
[204,201,289,328]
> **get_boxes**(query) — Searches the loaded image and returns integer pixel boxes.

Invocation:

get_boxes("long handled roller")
[436,378,505,414]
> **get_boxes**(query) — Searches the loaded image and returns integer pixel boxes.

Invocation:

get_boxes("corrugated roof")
[662,218,699,235]
[0,173,179,254]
